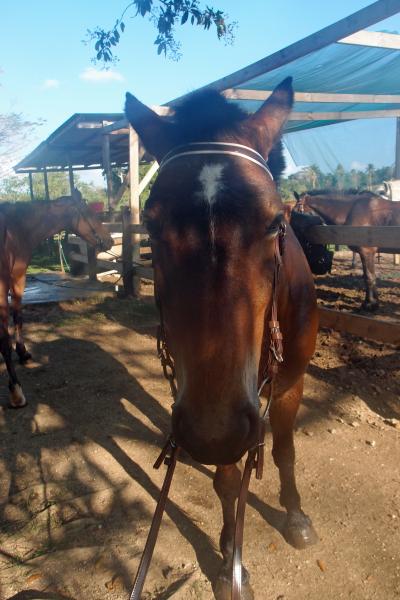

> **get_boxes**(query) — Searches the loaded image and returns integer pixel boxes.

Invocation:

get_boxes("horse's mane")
[306,188,377,198]
[172,90,286,181]
[0,196,75,217]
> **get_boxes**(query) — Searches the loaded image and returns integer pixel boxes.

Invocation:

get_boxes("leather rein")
[129,142,286,600]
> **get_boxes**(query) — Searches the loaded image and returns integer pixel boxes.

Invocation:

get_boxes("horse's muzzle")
[171,400,260,465]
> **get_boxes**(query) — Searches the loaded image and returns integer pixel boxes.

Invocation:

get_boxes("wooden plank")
[396,117,400,179]
[289,109,400,121]
[305,225,400,247]
[223,88,400,104]
[97,259,122,273]
[28,173,34,201]
[133,266,154,280]
[43,167,50,201]
[122,207,134,296]
[68,163,75,195]
[102,223,123,234]
[139,161,159,195]
[87,246,97,281]
[170,0,400,102]
[339,30,400,49]
[319,307,400,345]
[102,134,114,210]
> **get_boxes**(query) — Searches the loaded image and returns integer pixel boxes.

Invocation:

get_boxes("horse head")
[125,78,293,465]
[60,191,113,251]
[293,191,312,214]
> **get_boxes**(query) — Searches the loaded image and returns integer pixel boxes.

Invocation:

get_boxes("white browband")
[159,142,273,180]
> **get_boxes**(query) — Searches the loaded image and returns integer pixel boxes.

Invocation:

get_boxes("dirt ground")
[0,252,399,600]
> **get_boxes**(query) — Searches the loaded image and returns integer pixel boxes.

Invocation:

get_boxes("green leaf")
[181,10,189,24]
[120,21,125,32]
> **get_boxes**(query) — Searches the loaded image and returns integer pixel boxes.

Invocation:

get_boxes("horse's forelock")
[172,90,247,142]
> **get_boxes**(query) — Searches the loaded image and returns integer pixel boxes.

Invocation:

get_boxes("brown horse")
[125,78,319,598]
[294,189,400,310]
[0,190,113,408]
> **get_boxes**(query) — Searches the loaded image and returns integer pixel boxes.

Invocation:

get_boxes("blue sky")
[1,0,400,179]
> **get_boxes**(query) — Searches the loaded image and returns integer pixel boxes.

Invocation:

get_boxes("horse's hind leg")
[359,246,379,311]
[11,272,31,363]
[270,378,318,549]
[213,463,254,600]
[0,286,26,407]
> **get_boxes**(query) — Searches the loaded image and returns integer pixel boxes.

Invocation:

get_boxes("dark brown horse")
[294,190,400,310]
[0,190,113,408]
[125,78,319,598]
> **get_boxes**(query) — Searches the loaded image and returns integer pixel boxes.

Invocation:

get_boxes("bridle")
[295,196,306,213]
[71,199,106,249]
[129,142,286,600]
[159,141,274,179]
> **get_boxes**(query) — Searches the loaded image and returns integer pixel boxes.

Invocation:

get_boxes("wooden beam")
[396,117,400,179]
[223,88,400,104]
[139,161,159,195]
[102,134,114,210]
[339,29,400,49]
[43,167,50,201]
[170,0,400,102]
[319,307,400,345]
[305,225,400,247]
[289,109,400,121]
[28,173,34,201]
[129,126,140,221]
[129,125,141,295]
[68,163,74,195]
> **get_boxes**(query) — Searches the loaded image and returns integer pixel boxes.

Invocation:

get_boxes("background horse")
[0,190,113,408]
[294,190,400,310]
[125,78,319,598]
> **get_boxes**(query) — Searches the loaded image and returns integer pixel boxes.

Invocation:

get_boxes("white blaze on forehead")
[198,163,225,206]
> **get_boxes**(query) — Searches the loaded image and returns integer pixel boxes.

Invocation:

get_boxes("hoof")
[9,384,27,408]
[214,564,254,600]
[283,511,319,549]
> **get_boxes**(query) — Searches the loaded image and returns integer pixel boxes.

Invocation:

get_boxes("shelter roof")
[15,2,400,173]
[15,113,125,173]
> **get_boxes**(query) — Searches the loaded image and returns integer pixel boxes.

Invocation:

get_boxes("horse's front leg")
[0,285,26,407]
[270,378,318,549]
[11,271,31,363]
[213,462,254,600]
[358,246,379,311]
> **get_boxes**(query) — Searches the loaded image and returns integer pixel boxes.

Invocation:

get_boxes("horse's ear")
[245,77,294,158]
[125,92,176,162]
[72,188,82,201]
[293,191,300,201]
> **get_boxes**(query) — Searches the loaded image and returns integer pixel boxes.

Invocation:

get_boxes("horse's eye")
[266,213,284,235]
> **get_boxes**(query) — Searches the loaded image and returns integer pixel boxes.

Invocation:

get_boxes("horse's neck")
[307,197,354,225]
[28,205,70,248]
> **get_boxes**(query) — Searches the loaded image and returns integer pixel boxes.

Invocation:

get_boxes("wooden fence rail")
[305,225,400,248]
[68,221,400,345]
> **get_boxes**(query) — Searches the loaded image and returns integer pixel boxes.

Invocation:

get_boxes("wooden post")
[87,245,97,281]
[28,173,34,201]
[129,125,141,295]
[43,168,50,200]
[395,118,400,179]
[68,163,75,195]
[394,118,400,265]
[122,207,134,296]
[102,134,114,211]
